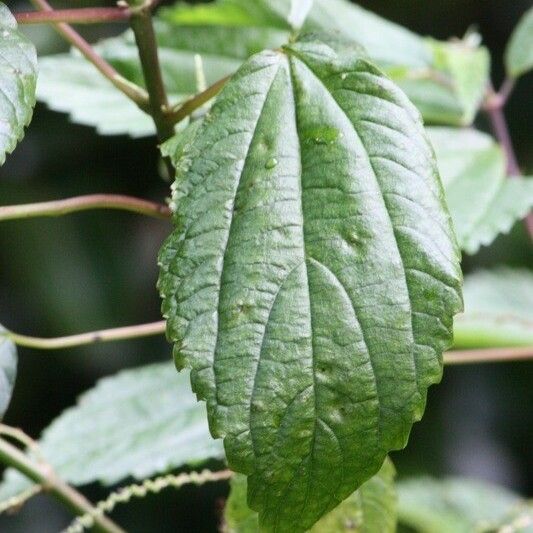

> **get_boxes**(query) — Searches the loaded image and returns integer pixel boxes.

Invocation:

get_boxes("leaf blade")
[0,362,223,501]
[428,127,533,254]
[159,36,462,531]
[0,3,38,165]
[0,327,17,421]
[505,6,533,78]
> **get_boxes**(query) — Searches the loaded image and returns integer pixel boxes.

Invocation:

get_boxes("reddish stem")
[15,7,130,25]
[484,82,533,239]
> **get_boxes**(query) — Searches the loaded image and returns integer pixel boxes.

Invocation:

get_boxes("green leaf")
[454,268,533,349]
[0,3,38,165]
[36,20,285,137]
[0,327,17,420]
[288,0,314,31]
[505,6,533,78]
[0,362,223,501]
[428,127,533,254]
[162,0,490,126]
[224,457,396,532]
[397,476,528,533]
[158,35,462,531]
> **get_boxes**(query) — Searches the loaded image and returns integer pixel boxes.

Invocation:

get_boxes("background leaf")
[454,268,533,349]
[0,362,223,502]
[0,3,38,165]
[37,0,489,136]
[288,0,314,31]
[505,6,533,78]
[224,457,396,532]
[428,127,533,254]
[158,35,462,531]
[0,327,17,420]
[397,476,529,533]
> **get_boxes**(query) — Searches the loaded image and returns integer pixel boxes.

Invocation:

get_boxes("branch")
[66,469,232,533]
[168,75,230,125]
[444,346,533,365]
[0,194,171,222]
[29,0,150,113]
[483,81,533,239]
[2,321,166,350]
[15,7,130,25]
[126,1,175,143]
[0,437,124,533]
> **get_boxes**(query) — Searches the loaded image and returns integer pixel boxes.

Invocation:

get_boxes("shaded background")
[0,0,532,530]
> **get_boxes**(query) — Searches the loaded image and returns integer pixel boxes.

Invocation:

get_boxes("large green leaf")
[428,127,533,254]
[158,35,462,531]
[0,362,223,502]
[397,476,530,533]
[454,268,533,349]
[0,3,38,165]
[0,326,17,420]
[224,457,396,532]
[505,6,533,78]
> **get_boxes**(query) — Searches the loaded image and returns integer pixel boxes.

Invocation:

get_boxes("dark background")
[0,0,532,531]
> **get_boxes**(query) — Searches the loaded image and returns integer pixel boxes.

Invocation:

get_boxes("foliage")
[0,3,38,165]
[158,33,462,531]
[0,0,531,531]
[397,476,532,533]
[224,457,396,533]
[0,326,17,420]
[428,128,533,254]
[0,363,222,501]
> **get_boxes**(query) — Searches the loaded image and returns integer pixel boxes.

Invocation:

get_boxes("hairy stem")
[444,346,533,365]
[127,1,175,143]
[15,7,130,25]
[0,438,124,533]
[66,470,232,533]
[29,0,150,112]
[484,82,533,238]
[168,75,230,125]
[2,321,166,350]
[0,194,171,222]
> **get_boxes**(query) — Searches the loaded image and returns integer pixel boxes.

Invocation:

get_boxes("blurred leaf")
[288,0,314,30]
[428,127,533,254]
[397,476,529,533]
[158,34,462,531]
[0,3,38,165]
[505,6,533,78]
[454,268,533,349]
[0,327,17,420]
[224,458,396,533]
[36,19,284,137]
[0,363,223,501]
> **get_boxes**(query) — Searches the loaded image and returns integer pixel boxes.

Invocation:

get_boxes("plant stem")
[444,346,533,365]
[0,438,124,533]
[484,82,533,238]
[2,321,166,350]
[0,194,171,222]
[67,469,232,533]
[168,75,230,125]
[127,1,175,143]
[15,7,130,25]
[29,0,150,113]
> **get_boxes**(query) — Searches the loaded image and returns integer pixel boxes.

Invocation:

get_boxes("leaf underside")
[159,37,462,531]
[428,127,533,254]
[0,363,223,502]
[397,476,527,533]
[505,6,533,78]
[0,3,38,165]
[225,456,397,533]
[0,326,17,420]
